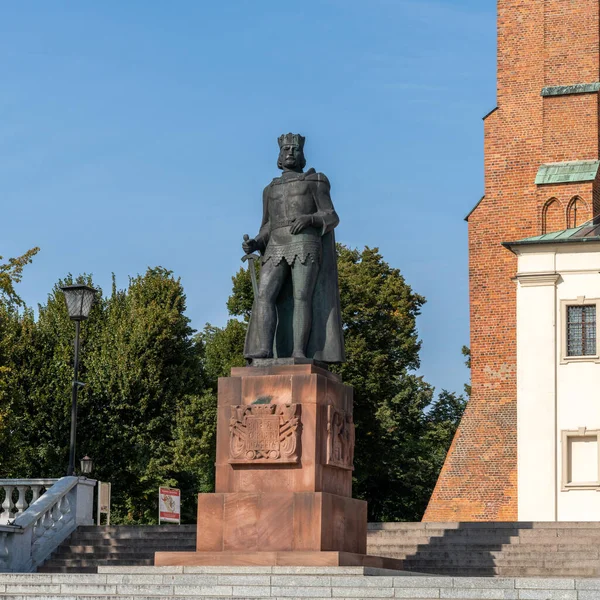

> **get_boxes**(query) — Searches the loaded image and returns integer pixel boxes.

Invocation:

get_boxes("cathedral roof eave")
[503,218,600,253]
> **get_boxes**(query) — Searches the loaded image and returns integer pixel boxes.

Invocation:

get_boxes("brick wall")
[424,0,599,521]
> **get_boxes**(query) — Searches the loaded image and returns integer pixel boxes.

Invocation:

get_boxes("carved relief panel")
[229,404,301,464]
[326,405,355,471]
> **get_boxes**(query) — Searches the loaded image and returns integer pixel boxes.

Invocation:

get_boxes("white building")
[505,219,600,521]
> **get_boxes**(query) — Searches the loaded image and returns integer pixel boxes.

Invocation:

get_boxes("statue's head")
[277,133,306,171]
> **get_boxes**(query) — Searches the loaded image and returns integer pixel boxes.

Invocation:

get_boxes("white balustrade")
[0,477,95,573]
[0,480,58,524]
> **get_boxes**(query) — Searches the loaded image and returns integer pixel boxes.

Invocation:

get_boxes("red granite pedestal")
[155,361,403,569]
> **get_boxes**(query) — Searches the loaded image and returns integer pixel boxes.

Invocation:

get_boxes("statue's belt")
[270,218,313,230]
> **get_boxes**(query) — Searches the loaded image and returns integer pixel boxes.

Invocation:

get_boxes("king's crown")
[278,133,305,150]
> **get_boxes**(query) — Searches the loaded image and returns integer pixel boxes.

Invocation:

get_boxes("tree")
[78,268,203,522]
[0,248,40,477]
[1,267,212,523]
[461,345,471,398]
[0,247,39,307]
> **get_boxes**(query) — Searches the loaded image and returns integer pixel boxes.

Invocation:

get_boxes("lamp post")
[60,284,97,477]
[80,455,93,476]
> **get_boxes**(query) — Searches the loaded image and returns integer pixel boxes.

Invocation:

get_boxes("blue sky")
[1,0,496,397]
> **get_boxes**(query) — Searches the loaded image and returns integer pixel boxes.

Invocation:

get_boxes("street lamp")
[60,284,97,477]
[80,456,93,475]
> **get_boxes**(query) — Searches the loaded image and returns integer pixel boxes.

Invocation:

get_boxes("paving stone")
[394,577,454,588]
[579,592,600,600]
[272,566,364,575]
[5,584,61,594]
[453,578,515,589]
[98,565,184,573]
[332,576,394,587]
[50,573,108,583]
[576,581,600,590]
[167,574,221,585]
[105,574,165,584]
[272,597,331,600]
[184,565,273,574]
[517,591,577,600]
[230,585,274,597]
[271,575,332,587]
[59,583,118,594]
[0,574,54,584]
[393,588,441,598]
[271,586,334,597]
[364,568,414,576]
[116,583,174,594]
[440,588,510,599]
[0,596,78,600]
[515,579,575,589]
[172,584,234,596]
[331,587,394,597]
[218,574,272,586]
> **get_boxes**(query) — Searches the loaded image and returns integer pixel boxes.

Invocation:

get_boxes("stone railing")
[0,477,95,573]
[0,479,59,525]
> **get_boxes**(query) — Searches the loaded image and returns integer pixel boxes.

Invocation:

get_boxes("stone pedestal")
[155,361,403,569]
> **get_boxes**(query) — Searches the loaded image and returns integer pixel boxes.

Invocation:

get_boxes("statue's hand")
[242,237,259,254]
[290,215,313,234]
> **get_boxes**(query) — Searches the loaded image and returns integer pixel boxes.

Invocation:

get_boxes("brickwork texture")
[423,0,600,521]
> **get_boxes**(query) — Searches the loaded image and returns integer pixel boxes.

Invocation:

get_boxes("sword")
[242,234,260,299]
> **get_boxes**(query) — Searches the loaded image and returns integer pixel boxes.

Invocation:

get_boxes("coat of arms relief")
[228,404,302,464]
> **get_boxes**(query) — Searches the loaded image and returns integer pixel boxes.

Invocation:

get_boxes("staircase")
[38,522,600,577]
[38,525,196,573]
[367,522,600,577]
[5,565,600,598]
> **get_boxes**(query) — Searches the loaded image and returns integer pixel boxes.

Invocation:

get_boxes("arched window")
[542,198,564,234]
[567,196,588,229]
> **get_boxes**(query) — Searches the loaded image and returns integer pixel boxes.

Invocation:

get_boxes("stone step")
[35,566,102,573]
[77,525,197,533]
[36,522,600,576]
[56,544,196,555]
[401,557,600,568]
[368,544,570,553]
[10,567,600,598]
[368,522,600,530]
[63,538,193,547]
[369,534,600,545]
[70,532,196,541]
[368,550,599,561]
[41,558,155,568]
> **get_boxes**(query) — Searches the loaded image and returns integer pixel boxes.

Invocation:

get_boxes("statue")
[242,133,345,363]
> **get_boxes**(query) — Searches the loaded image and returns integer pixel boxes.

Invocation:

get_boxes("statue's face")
[279,144,303,170]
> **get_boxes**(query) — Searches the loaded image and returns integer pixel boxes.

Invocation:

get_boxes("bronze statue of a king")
[242,133,345,363]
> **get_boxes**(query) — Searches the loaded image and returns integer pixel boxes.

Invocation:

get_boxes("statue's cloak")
[244,230,345,363]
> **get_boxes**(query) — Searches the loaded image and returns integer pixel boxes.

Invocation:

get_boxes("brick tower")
[424,0,600,521]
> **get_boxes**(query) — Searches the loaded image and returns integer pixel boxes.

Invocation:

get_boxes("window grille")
[567,305,596,356]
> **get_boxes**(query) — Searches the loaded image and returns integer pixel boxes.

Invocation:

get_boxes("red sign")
[159,487,180,523]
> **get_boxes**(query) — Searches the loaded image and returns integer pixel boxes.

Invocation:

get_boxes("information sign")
[158,487,180,524]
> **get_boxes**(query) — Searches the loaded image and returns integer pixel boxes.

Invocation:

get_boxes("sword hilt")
[242,234,260,262]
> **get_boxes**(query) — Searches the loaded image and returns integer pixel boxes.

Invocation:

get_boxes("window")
[542,198,564,234]
[561,299,600,362]
[567,305,596,356]
[562,429,600,490]
[567,196,589,229]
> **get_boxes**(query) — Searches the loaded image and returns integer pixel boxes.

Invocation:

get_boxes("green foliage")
[0,248,40,307]
[0,267,213,523]
[200,320,247,385]
[461,345,471,398]
[227,265,256,321]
